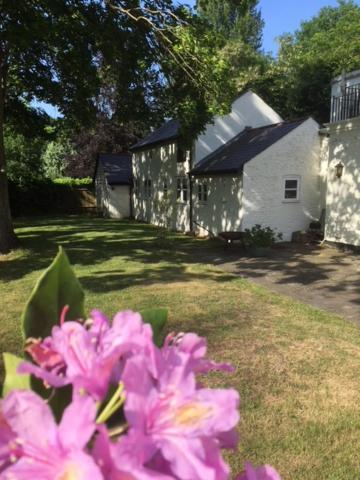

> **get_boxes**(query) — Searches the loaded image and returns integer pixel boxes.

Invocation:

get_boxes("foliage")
[2,353,30,397]
[244,224,283,248]
[53,177,93,186]
[65,117,138,178]
[21,247,85,339]
[41,138,73,179]
[1,247,279,479]
[196,0,264,50]
[4,127,45,187]
[8,178,94,217]
[249,0,360,122]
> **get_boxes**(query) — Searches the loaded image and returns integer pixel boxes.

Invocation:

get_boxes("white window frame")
[197,182,208,203]
[176,177,188,203]
[283,176,300,203]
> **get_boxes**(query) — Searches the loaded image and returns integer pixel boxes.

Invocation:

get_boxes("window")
[177,146,186,163]
[134,179,140,196]
[198,182,208,203]
[176,177,188,203]
[144,178,152,199]
[163,181,168,199]
[177,145,191,163]
[283,177,300,202]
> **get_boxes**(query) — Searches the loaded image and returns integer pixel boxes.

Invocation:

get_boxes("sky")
[35,0,350,117]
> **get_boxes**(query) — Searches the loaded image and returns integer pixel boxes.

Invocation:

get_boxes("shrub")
[244,224,283,248]
[8,178,94,217]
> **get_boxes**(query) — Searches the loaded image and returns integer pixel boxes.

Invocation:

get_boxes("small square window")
[283,177,300,202]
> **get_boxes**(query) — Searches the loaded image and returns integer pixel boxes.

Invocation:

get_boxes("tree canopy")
[247,0,360,122]
[196,0,263,50]
[0,0,235,253]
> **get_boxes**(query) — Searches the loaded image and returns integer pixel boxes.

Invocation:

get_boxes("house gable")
[194,91,283,165]
[191,119,307,176]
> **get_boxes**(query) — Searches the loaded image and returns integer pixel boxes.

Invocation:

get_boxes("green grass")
[1,216,360,479]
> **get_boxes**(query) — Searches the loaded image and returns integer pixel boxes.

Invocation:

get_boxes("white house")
[131,91,322,241]
[95,153,132,219]
[322,70,360,247]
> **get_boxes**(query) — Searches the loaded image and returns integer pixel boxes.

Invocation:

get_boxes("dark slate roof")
[191,119,308,176]
[131,119,181,151]
[98,153,132,186]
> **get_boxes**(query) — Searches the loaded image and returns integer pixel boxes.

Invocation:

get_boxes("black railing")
[331,84,360,122]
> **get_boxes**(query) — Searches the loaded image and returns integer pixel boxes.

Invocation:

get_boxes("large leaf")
[22,247,85,340]
[2,353,30,397]
[140,308,168,347]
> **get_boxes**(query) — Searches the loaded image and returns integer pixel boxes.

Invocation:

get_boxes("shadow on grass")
[0,216,234,290]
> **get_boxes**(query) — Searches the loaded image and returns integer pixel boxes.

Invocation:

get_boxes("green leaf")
[140,308,168,347]
[2,353,30,397]
[21,247,85,340]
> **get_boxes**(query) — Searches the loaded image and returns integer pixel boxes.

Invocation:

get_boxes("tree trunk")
[0,51,18,254]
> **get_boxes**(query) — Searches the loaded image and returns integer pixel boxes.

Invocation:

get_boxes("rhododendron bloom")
[0,390,102,479]
[162,332,234,375]
[236,462,282,480]
[93,427,174,479]
[122,349,240,480]
[19,310,155,400]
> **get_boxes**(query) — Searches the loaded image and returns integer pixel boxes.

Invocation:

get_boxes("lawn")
[1,216,359,479]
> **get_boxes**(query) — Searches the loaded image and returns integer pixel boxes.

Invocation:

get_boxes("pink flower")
[0,390,102,479]
[236,462,282,480]
[162,332,234,374]
[93,427,174,479]
[122,349,240,480]
[19,310,155,400]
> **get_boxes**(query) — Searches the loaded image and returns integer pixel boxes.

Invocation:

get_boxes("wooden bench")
[218,231,247,249]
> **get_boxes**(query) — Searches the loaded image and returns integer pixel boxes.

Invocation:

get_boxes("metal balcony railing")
[331,84,360,122]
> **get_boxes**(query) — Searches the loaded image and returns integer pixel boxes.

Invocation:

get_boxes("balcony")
[330,84,360,123]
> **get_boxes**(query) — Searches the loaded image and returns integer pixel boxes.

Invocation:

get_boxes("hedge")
[9,178,96,217]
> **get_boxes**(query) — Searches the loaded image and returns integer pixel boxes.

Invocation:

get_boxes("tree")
[196,0,264,50]
[251,0,360,122]
[1,1,233,253]
[0,0,100,252]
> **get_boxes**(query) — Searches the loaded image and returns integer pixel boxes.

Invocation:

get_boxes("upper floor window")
[198,182,208,203]
[283,176,300,202]
[176,177,188,203]
[177,146,186,163]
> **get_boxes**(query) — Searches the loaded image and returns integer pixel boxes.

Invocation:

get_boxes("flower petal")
[58,396,97,450]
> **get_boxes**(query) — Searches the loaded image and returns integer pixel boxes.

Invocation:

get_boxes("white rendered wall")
[132,143,191,232]
[325,117,360,247]
[241,118,321,241]
[194,91,283,164]
[192,176,243,237]
[95,164,131,219]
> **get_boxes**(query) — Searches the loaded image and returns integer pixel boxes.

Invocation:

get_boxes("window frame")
[283,176,300,203]
[176,176,188,203]
[134,179,140,197]
[197,181,208,203]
